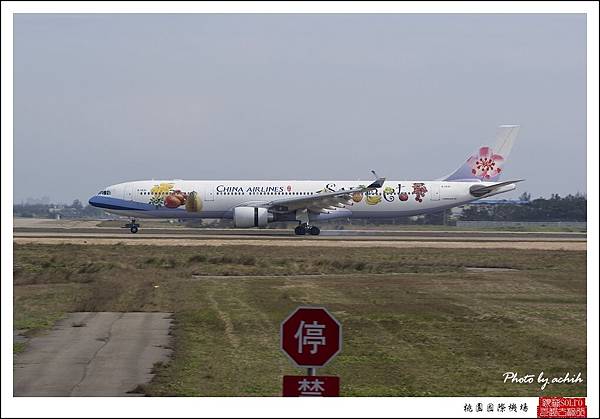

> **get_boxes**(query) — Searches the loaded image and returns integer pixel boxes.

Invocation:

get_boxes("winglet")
[368,170,385,189]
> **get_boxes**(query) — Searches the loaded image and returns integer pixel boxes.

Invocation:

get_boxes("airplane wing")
[263,176,385,215]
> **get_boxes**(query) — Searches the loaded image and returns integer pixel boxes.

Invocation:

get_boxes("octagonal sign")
[281,306,342,368]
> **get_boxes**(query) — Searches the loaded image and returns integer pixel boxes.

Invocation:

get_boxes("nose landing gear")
[123,219,140,233]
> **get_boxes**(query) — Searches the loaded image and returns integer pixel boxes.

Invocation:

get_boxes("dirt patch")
[465,267,520,273]
[207,293,240,349]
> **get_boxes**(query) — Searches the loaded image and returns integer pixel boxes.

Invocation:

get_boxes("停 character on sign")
[295,320,326,354]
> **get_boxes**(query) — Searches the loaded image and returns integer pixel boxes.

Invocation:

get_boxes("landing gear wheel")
[124,218,140,233]
[309,226,320,236]
[294,225,307,235]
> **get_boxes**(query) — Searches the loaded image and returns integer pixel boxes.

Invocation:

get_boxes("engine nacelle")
[233,207,271,228]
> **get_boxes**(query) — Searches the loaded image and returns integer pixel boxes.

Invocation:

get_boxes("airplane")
[89,125,522,235]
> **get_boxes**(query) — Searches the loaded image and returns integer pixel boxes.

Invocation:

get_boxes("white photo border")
[1,1,597,418]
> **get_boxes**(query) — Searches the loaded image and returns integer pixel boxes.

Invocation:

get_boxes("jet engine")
[233,207,272,228]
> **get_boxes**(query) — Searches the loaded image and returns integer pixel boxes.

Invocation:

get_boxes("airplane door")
[124,184,133,201]
[429,183,440,201]
[204,186,215,201]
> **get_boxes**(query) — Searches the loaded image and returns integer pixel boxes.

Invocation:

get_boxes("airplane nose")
[88,196,100,207]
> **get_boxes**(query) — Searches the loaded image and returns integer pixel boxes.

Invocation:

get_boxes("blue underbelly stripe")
[90,196,152,211]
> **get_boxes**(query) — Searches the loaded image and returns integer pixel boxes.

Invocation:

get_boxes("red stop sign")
[281,306,342,368]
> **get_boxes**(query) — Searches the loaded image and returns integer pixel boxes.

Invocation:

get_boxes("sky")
[13,13,587,204]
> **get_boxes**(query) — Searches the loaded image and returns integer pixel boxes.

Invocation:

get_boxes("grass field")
[13,243,586,396]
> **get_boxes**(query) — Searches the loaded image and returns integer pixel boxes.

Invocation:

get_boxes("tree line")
[13,199,105,219]
[457,193,587,222]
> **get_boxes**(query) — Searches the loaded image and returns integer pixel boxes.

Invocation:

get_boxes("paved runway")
[13,226,586,239]
[14,312,172,397]
[13,224,587,250]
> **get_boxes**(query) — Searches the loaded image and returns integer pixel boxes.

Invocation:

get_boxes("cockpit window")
[98,190,111,196]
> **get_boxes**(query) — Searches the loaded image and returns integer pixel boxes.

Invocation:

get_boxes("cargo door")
[439,183,453,200]
[429,183,440,201]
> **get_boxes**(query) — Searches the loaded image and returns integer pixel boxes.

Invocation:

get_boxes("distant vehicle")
[89,125,522,235]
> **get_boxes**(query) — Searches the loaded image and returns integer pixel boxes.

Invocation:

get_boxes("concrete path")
[14,312,172,397]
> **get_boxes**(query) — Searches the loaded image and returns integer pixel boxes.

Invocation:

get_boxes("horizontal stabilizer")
[469,179,525,197]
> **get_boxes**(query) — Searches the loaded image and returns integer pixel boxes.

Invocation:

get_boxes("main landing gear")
[294,209,320,236]
[294,224,320,236]
[124,219,140,234]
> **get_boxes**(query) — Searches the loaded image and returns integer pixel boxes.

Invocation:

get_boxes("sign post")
[280,306,342,397]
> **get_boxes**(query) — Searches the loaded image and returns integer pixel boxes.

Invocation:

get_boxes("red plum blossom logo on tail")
[467,147,504,180]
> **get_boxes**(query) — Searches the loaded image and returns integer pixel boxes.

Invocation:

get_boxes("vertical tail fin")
[443,125,520,181]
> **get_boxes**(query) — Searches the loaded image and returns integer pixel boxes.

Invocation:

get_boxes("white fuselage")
[89,179,515,222]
